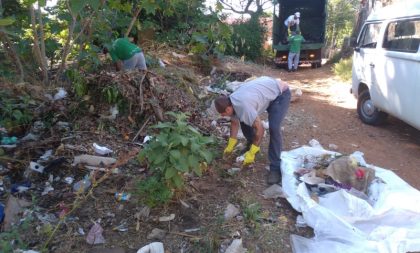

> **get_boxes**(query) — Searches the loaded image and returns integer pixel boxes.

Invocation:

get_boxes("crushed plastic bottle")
[115,192,131,201]
[73,176,91,193]
[1,136,17,145]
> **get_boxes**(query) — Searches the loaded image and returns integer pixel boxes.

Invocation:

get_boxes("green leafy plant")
[138,112,215,189]
[333,56,353,81]
[102,85,122,104]
[66,69,88,97]
[135,176,173,208]
[242,200,262,227]
[0,91,33,131]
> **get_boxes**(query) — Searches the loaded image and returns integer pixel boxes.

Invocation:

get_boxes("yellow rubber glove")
[243,144,260,166]
[223,137,238,155]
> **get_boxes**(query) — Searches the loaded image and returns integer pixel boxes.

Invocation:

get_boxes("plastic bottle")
[115,192,131,201]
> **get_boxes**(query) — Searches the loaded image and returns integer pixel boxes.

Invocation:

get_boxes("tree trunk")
[55,1,77,83]
[125,6,142,38]
[37,5,48,72]
[0,31,25,83]
[30,5,48,84]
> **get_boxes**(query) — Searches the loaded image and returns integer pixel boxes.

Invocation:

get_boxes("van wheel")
[357,90,388,125]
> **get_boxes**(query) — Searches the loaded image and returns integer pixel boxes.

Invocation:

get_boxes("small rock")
[262,184,285,199]
[147,228,166,240]
[225,239,247,253]
[224,203,240,221]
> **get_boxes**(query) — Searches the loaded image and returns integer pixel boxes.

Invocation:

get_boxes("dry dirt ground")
[23,60,420,253]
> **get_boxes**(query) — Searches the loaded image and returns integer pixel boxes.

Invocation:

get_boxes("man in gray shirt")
[214,76,291,184]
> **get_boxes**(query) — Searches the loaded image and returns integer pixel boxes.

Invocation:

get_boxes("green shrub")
[333,56,353,81]
[138,112,215,189]
[227,17,267,61]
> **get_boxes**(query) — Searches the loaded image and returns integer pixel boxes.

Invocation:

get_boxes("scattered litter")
[57,121,71,132]
[224,203,240,221]
[184,228,200,232]
[1,136,17,145]
[11,181,31,193]
[41,183,54,196]
[36,212,58,224]
[86,223,105,244]
[21,133,39,142]
[225,239,247,253]
[172,52,187,58]
[29,161,44,174]
[22,250,40,253]
[158,213,175,222]
[179,199,190,208]
[40,150,53,161]
[147,228,166,240]
[137,242,164,253]
[290,88,303,102]
[73,154,116,167]
[262,184,285,199]
[135,206,151,222]
[115,192,131,201]
[64,177,74,184]
[93,143,113,155]
[3,196,31,231]
[113,221,128,232]
[235,155,244,163]
[73,176,91,193]
[53,88,67,100]
[78,227,85,235]
[143,135,153,143]
[85,165,120,174]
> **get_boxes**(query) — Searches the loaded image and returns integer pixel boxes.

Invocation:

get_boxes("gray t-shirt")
[230,76,281,126]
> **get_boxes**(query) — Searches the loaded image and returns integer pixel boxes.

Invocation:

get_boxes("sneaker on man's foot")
[267,170,282,185]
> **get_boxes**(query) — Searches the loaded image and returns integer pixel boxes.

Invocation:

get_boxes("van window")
[358,23,382,48]
[383,19,420,53]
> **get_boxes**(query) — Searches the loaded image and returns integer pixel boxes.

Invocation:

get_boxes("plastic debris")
[86,223,105,244]
[64,177,74,184]
[29,161,45,173]
[143,135,153,144]
[73,176,91,193]
[115,192,131,201]
[158,214,175,222]
[40,150,53,161]
[158,59,165,67]
[73,155,116,167]
[1,136,17,145]
[235,155,245,163]
[93,143,113,155]
[137,242,164,253]
[262,120,269,130]
[85,165,120,174]
[41,183,54,196]
[21,133,39,142]
[11,181,31,193]
[147,228,166,240]
[53,88,67,100]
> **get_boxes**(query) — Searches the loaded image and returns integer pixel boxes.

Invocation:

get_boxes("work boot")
[267,170,282,185]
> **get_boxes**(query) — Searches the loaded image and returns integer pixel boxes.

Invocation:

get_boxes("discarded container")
[115,192,131,201]
[93,143,113,155]
[86,223,105,244]
[1,136,17,145]
[73,176,91,193]
[137,242,164,253]
[29,161,45,173]
[53,88,67,100]
[72,154,116,167]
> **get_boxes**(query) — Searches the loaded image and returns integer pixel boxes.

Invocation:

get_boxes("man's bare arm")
[230,118,240,138]
[252,116,264,146]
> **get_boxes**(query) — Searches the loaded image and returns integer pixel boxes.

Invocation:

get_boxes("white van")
[351,0,420,129]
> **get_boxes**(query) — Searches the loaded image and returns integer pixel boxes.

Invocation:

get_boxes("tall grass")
[333,56,353,81]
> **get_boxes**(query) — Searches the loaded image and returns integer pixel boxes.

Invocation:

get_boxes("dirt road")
[224,60,420,189]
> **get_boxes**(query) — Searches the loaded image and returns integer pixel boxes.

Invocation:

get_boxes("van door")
[354,22,382,91]
[376,18,420,128]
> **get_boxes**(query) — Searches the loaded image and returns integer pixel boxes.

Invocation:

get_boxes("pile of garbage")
[281,141,420,253]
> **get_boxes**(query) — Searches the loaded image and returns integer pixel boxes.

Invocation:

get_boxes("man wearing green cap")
[104,38,147,71]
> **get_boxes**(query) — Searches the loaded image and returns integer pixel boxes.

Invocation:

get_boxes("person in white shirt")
[284,12,301,33]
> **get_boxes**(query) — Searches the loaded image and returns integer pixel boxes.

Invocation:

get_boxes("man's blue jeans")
[288,52,300,70]
[240,89,291,172]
